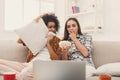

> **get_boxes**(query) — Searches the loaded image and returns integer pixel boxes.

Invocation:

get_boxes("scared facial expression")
[66,20,78,35]
[47,22,56,33]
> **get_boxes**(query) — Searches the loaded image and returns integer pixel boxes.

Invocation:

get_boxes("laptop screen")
[33,60,86,80]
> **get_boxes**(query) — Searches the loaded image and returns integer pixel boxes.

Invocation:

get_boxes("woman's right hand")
[69,31,77,41]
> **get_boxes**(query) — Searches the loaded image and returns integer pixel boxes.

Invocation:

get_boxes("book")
[72,6,80,14]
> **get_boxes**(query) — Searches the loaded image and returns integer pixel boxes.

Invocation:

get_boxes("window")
[5,0,55,30]
[40,0,55,14]
[5,0,23,30]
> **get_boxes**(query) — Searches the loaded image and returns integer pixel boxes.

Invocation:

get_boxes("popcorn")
[59,41,71,48]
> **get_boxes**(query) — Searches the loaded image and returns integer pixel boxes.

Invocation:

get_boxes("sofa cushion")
[93,62,120,76]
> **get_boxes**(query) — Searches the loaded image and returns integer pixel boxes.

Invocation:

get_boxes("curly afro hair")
[41,13,60,32]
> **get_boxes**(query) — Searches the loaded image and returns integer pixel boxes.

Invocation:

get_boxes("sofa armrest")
[0,40,28,62]
[92,41,120,68]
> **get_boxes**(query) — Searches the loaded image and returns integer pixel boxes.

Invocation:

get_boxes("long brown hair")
[63,17,83,40]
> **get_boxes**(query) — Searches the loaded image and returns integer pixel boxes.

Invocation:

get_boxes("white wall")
[1,0,120,41]
[54,0,66,38]
[93,0,120,41]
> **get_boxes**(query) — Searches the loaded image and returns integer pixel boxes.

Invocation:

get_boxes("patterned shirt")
[67,33,94,66]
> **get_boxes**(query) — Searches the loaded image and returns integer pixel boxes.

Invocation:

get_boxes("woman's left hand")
[61,46,71,54]
[56,46,71,55]
[17,38,26,46]
[34,16,41,23]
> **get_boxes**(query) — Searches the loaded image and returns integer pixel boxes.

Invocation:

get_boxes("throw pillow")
[15,18,48,55]
[93,62,120,76]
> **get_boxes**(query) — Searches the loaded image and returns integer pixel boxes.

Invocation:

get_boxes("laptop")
[33,60,86,80]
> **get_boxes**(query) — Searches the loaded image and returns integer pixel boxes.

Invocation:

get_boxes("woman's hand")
[59,41,71,55]
[34,16,41,23]
[61,46,71,54]
[60,46,71,60]
[55,46,70,60]
[69,31,77,41]
[56,46,71,55]
[17,38,24,44]
[17,38,26,46]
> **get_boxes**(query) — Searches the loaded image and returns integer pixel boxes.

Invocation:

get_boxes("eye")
[67,25,70,28]
[48,26,55,28]
[48,26,52,28]
[72,24,76,27]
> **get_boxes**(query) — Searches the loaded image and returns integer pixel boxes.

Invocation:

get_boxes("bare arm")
[46,34,60,60]
[47,43,60,60]
[69,32,88,57]
[73,38,88,57]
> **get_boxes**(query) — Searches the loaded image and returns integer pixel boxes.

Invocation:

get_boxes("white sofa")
[0,40,28,62]
[87,41,120,80]
[0,40,120,80]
